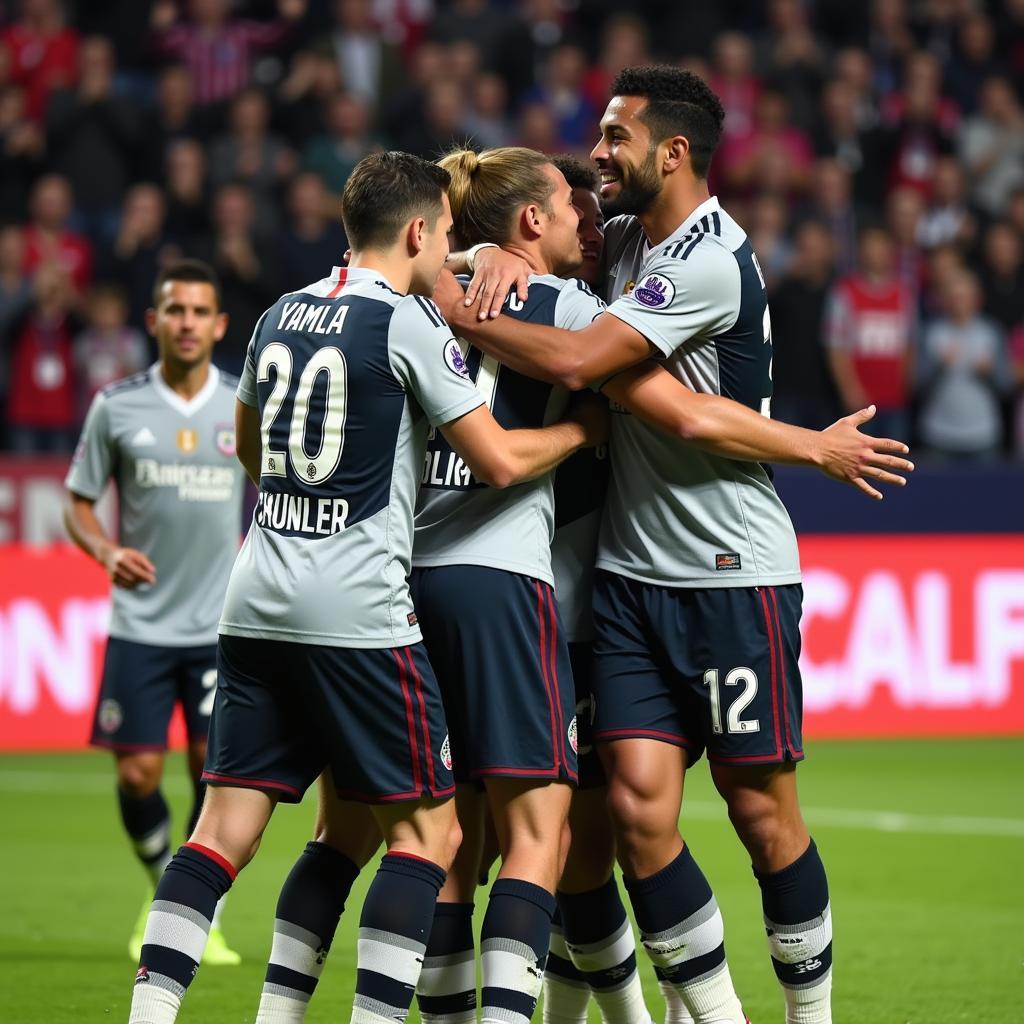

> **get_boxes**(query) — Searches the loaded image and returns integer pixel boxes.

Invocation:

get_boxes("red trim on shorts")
[184,841,238,881]
[535,581,561,773]
[326,269,348,297]
[709,750,805,765]
[768,587,800,759]
[200,770,301,799]
[474,764,578,782]
[403,647,438,794]
[758,588,784,760]
[334,783,456,804]
[392,649,423,794]
[543,586,569,771]
[594,727,695,748]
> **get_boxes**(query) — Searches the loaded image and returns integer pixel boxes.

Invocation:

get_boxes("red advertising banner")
[1,537,1022,749]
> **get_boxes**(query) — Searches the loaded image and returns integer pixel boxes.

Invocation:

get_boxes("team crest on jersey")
[440,733,453,771]
[567,716,578,754]
[99,699,123,734]
[214,423,236,456]
[634,274,674,308]
[443,338,470,379]
[177,428,198,454]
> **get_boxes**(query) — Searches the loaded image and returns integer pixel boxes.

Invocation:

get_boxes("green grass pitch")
[2,739,1021,1023]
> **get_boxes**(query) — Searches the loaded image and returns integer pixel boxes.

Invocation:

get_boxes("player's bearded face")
[601,144,662,217]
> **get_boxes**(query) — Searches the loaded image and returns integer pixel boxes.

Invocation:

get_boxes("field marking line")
[2,770,1023,838]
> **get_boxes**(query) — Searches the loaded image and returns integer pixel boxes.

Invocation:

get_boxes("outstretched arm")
[603,363,913,500]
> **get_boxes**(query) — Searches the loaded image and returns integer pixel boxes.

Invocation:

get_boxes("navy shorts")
[568,642,604,789]
[203,635,455,805]
[90,638,217,751]
[410,566,577,785]
[591,571,804,766]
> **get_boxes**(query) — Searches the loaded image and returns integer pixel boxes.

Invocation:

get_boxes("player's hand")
[464,247,531,321]
[432,268,466,326]
[816,405,914,500]
[566,392,609,448]
[103,546,157,589]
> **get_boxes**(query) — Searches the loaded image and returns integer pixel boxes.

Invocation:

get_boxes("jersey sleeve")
[554,279,607,330]
[236,308,271,407]
[604,238,740,357]
[388,296,486,427]
[65,393,115,499]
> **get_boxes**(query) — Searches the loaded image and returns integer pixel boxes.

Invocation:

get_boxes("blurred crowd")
[1,0,1022,461]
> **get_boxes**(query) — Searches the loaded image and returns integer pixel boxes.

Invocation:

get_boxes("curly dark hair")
[610,65,725,179]
[549,154,600,194]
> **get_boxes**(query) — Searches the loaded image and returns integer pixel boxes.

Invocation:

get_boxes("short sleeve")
[236,309,270,407]
[604,239,740,357]
[554,279,606,331]
[65,393,115,499]
[388,296,486,427]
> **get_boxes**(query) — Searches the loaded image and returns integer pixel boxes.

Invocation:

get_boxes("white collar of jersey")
[659,195,722,249]
[329,265,400,293]
[149,362,221,418]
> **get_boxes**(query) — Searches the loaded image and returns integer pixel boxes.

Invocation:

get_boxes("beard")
[601,147,662,218]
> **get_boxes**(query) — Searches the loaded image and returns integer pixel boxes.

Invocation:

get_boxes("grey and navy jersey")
[413,274,604,585]
[66,364,245,646]
[218,266,484,649]
[599,196,801,588]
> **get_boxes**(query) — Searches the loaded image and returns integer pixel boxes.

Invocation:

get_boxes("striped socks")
[118,787,172,886]
[624,845,745,1024]
[755,840,833,1024]
[351,852,446,1024]
[417,902,477,1024]
[543,907,591,1024]
[256,841,361,1023]
[129,842,235,1024]
[481,878,556,1024]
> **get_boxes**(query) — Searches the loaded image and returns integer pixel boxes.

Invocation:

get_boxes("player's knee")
[116,755,162,797]
[723,788,788,860]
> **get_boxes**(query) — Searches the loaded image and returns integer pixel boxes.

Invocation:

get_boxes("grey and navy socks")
[755,839,832,1024]
[625,845,745,1024]
[352,852,447,1024]
[119,786,172,886]
[256,840,361,1023]
[129,842,236,1023]
[417,901,477,1024]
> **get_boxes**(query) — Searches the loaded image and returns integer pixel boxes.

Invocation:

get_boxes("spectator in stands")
[0,224,32,427]
[771,220,841,430]
[517,100,559,155]
[825,224,916,440]
[867,0,915,98]
[1010,323,1024,457]
[981,222,1024,333]
[917,156,976,250]
[274,48,344,149]
[209,88,296,234]
[812,77,886,208]
[324,0,404,112]
[755,0,826,132]
[73,283,148,417]
[397,78,465,157]
[380,38,445,147]
[887,185,926,298]
[746,193,792,291]
[805,158,860,275]
[523,42,595,149]
[958,75,1024,218]
[277,171,347,291]
[711,31,760,139]
[0,0,79,122]
[22,174,93,295]
[5,261,80,453]
[195,182,280,373]
[581,14,650,115]
[459,72,512,150]
[163,138,210,252]
[945,11,1004,115]
[45,35,141,245]
[720,88,813,200]
[916,269,1010,460]
[148,0,307,109]
[139,64,209,183]
[100,184,181,331]
[922,242,966,319]
[0,81,45,225]
[834,46,881,130]
[301,90,376,193]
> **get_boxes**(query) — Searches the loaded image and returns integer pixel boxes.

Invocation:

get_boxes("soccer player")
[124,150,606,1024]
[437,67,915,1024]
[64,258,244,966]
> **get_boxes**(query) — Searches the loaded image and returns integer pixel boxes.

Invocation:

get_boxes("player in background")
[120,151,606,1024]
[437,68,915,1024]
[64,259,244,967]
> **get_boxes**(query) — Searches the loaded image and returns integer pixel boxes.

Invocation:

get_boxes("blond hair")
[439,147,555,248]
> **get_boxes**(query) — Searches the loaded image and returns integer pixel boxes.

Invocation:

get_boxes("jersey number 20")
[256,343,348,483]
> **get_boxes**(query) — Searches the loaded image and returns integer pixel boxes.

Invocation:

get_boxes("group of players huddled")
[66,66,915,1024]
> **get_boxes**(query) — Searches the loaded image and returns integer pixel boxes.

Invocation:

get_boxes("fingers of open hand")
[852,477,883,500]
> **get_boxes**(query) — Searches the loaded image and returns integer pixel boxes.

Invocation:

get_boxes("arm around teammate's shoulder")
[439,395,607,489]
